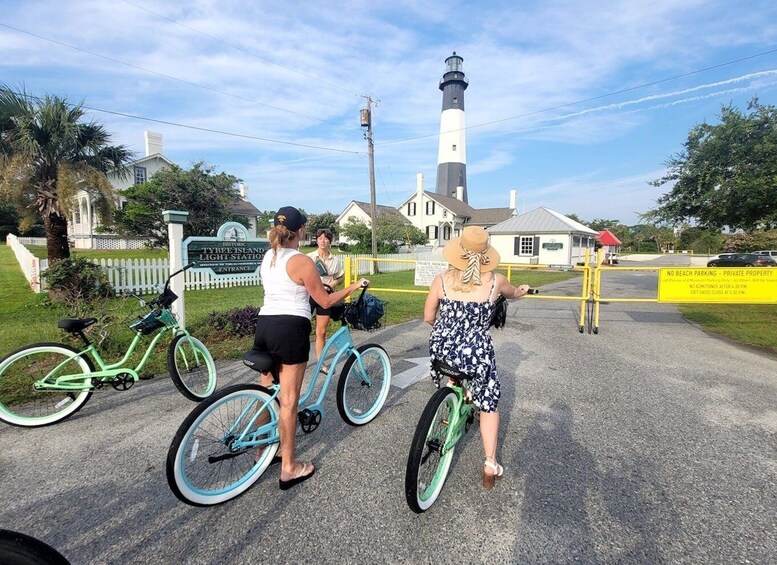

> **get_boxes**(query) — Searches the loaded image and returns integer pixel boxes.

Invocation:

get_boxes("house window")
[453,96,458,104]
[443,225,451,240]
[74,207,81,224]
[134,166,147,185]
[407,202,416,216]
[452,144,457,151]
[443,210,448,218]
[515,236,535,256]
[426,226,438,239]
[425,201,435,215]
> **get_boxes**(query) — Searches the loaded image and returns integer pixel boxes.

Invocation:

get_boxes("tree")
[114,162,244,245]
[0,86,132,261]
[307,212,339,238]
[647,98,777,231]
[341,216,426,253]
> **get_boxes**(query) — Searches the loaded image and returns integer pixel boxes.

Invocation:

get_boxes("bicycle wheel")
[167,334,217,401]
[405,387,458,513]
[166,384,280,506]
[336,343,391,426]
[0,529,70,565]
[0,343,94,428]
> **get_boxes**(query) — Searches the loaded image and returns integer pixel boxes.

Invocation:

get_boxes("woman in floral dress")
[424,226,531,488]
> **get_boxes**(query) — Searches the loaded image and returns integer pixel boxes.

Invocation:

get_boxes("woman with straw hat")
[423,226,531,488]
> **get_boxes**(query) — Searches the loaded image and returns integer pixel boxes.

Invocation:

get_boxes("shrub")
[42,257,114,305]
[206,305,261,337]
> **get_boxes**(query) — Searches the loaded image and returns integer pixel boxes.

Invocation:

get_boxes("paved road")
[1,263,775,564]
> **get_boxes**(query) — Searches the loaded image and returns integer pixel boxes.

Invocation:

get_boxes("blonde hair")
[268,225,298,265]
[446,267,476,293]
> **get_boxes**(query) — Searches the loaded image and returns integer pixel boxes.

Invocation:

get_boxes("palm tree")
[0,86,132,261]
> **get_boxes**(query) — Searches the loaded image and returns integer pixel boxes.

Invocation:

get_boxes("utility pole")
[360,97,378,270]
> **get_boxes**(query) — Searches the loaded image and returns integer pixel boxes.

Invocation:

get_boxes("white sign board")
[414,261,448,287]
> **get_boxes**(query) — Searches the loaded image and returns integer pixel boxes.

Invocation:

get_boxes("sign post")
[163,210,189,328]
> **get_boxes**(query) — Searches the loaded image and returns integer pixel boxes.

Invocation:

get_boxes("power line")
[3,87,363,155]
[379,47,777,145]
[122,0,364,98]
[0,22,360,131]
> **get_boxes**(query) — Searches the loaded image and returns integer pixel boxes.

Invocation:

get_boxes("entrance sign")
[184,222,269,277]
[414,261,448,287]
[658,268,777,303]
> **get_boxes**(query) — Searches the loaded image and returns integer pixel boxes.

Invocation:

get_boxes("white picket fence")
[97,258,262,294]
[6,234,48,292]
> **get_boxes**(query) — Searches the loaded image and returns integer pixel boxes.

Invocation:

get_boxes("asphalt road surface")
[1,260,775,564]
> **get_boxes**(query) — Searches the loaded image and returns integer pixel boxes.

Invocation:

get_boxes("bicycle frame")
[32,319,194,391]
[440,381,476,455]
[225,324,373,452]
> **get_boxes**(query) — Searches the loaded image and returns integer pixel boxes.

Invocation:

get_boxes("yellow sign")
[658,268,777,303]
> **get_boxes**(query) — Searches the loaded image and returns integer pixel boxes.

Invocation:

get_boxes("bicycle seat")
[431,359,472,381]
[57,318,98,333]
[242,349,275,373]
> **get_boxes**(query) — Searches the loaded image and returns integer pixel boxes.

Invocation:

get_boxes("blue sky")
[3,0,777,226]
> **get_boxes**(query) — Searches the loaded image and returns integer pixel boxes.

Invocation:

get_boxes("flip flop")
[279,463,315,490]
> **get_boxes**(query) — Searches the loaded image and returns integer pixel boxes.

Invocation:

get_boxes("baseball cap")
[274,206,307,232]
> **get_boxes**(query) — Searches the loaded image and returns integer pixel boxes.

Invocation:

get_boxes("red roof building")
[597,230,622,246]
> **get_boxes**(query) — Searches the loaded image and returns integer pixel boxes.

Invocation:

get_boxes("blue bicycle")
[166,285,392,506]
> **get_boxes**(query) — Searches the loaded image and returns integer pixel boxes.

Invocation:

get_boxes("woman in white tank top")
[255,206,368,490]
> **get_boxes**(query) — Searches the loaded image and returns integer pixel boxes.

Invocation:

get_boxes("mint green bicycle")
[0,264,217,428]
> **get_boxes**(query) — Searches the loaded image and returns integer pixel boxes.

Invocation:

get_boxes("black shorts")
[253,315,312,365]
[309,297,333,316]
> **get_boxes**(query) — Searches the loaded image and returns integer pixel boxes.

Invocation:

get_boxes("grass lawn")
[679,303,777,354]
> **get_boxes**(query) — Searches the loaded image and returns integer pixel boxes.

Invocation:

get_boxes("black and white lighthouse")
[435,52,469,203]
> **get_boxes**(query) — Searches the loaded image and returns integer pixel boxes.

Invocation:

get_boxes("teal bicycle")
[166,284,392,506]
[0,264,217,428]
[405,359,477,513]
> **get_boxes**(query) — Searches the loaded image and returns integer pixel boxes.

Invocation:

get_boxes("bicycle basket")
[344,293,386,331]
[129,309,166,335]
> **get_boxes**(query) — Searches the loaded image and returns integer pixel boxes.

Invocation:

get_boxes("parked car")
[754,250,777,258]
[707,253,777,267]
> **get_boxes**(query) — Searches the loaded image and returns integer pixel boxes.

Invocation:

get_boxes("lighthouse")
[435,52,469,203]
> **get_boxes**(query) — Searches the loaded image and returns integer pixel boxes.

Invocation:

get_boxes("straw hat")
[442,226,500,276]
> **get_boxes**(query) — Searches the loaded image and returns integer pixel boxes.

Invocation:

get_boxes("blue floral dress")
[429,278,500,413]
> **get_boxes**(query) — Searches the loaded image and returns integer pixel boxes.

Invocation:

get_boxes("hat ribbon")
[459,244,490,285]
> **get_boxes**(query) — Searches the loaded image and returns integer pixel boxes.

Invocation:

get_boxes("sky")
[2,0,777,226]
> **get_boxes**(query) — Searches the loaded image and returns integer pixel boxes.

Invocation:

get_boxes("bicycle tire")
[167,334,217,401]
[0,343,94,428]
[0,529,70,565]
[336,343,391,426]
[405,387,458,513]
[166,383,280,506]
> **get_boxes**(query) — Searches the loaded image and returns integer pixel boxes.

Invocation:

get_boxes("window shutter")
[514,237,521,255]
[533,236,540,255]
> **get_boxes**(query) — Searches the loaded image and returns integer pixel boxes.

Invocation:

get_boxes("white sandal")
[483,457,504,489]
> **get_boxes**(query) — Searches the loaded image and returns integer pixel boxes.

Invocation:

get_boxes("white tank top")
[258,248,312,319]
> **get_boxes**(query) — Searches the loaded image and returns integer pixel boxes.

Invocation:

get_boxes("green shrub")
[42,257,114,306]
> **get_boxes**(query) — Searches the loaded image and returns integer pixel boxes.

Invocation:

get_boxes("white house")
[487,207,599,265]
[335,200,410,245]
[397,173,514,247]
[68,131,263,248]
